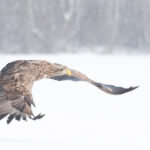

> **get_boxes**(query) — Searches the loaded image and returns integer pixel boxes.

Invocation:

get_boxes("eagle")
[0,60,138,124]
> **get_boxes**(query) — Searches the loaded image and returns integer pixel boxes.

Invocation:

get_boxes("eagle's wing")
[51,68,138,95]
[0,86,35,124]
[0,88,44,124]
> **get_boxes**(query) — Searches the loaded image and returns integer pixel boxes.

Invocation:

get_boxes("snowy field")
[0,54,149,150]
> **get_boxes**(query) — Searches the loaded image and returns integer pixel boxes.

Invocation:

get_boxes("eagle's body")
[0,60,138,124]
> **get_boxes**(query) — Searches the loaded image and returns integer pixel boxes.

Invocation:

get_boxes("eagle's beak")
[65,69,72,76]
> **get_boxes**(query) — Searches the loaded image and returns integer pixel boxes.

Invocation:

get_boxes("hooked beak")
[65,69,72,76]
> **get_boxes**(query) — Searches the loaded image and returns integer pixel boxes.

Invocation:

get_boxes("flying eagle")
[0,60,138,124]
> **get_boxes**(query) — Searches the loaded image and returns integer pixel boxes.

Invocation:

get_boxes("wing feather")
[92,82,139,95]
[0,89,34,124]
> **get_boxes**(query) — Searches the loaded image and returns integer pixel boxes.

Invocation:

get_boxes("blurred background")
[0,0,150,54]
[0,1,150,150]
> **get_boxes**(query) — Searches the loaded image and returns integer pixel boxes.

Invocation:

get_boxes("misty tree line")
[0,0,149,54]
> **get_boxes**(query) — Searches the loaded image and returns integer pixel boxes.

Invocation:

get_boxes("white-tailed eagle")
[0,60,138,124]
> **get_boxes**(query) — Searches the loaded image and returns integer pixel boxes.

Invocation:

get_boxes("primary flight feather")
[0,60,138,124]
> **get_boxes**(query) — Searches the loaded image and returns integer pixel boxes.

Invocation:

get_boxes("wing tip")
[129,85,139,91]
[119,85,139,95]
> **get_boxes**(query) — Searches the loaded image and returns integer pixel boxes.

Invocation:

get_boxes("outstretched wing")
[51,68,138,95]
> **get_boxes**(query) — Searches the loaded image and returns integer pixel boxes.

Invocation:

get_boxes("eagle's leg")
[29,113,45,120]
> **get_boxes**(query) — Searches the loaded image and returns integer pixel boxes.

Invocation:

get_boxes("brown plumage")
[0,60,138,124]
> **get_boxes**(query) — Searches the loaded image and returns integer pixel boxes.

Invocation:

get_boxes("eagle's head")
[52,63,72,77]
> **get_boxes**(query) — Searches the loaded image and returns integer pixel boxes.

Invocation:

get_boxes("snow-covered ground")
[0,54,149,150]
